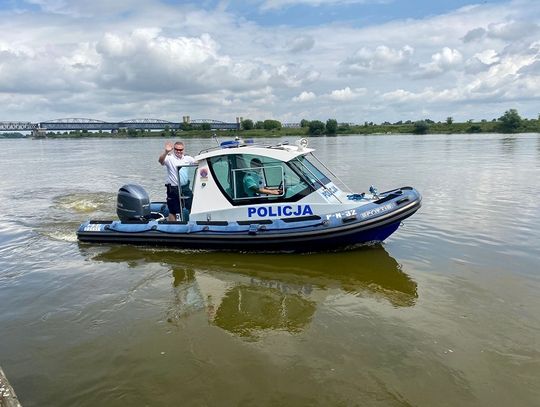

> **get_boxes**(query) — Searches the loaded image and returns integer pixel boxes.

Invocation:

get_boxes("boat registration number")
[325,203,395,221]
[83,224,103,232]
[325,209,357,220]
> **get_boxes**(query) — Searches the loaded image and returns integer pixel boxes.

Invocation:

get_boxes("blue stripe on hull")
[289,221,401,251]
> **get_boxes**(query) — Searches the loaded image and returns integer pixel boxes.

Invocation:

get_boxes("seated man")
[243,158,282,197]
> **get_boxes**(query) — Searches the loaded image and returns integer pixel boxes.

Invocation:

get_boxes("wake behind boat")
[77,138,421,251]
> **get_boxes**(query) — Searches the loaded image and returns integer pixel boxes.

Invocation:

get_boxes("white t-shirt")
[163,153,196,186]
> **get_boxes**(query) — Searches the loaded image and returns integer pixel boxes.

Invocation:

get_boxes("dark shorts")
[166,184,193,215]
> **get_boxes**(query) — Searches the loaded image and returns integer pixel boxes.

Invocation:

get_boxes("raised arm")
[158,141,173,165]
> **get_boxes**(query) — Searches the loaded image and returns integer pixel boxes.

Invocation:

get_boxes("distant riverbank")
[2,119,540,139]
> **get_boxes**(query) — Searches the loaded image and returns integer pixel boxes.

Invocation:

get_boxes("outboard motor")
[116,184,151,221]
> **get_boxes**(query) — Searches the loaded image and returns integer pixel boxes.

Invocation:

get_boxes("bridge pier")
[31,128,47,139]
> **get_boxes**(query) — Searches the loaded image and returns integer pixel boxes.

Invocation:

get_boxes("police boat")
[77,138,421,251]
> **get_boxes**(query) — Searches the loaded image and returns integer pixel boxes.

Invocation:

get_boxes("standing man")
[159,141,196,221]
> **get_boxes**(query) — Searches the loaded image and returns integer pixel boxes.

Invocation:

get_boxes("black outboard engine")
[116,184,151,221]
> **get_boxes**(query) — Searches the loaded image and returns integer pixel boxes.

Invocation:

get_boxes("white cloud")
[92,30,279,94]
[381,88,461,104]
[417,47,463,77]
[271,64,320,88]
[381,38,540,109]
[286,35,315,53]
[293,91,316,102]
[486,21,540,41]
[340,45,414,75]
[328,87,365,101]
[474,49,500,65]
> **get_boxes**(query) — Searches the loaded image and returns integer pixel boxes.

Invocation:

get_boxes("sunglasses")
[174,148,184,152]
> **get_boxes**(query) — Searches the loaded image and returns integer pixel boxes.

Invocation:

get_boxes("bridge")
[0,117,241,134]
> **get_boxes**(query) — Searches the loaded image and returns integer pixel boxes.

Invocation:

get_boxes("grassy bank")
[3,117,540,139]
[38,119,540,139]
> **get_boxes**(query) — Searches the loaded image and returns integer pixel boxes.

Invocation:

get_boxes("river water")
[0,134,539,406]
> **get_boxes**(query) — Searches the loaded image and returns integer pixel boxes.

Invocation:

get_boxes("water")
[1,134,539,406]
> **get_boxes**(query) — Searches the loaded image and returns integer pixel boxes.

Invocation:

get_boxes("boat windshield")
[207,153,316,205]
[288,154,331,189]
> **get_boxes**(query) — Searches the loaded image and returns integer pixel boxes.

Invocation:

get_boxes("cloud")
[286,35,315,53]
[417,47,463,77]
[292,91,316,102]
[463,21,540,43]
[474,49,500,65]
[328,86,365,101]
[93,30,277,94]
[517,59,540,75]
[339,45,414,75]
[463,49,500,75]
[24,0,150,16]
[1,0,540,123]
[462,27,487,43]
[381,38,540,108]
[270,63,320,88]
[486,21,540,41]
[260,0,388,11]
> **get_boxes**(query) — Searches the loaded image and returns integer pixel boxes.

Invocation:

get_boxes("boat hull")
[77,187,421,252]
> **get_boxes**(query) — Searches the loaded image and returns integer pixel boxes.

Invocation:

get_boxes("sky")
[0,0,539,124]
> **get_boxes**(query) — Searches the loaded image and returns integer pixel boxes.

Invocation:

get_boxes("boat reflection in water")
[88,245,417,339]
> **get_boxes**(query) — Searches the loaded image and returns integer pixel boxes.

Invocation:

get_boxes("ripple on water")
[52,191,117,214]
[35,191,116,243]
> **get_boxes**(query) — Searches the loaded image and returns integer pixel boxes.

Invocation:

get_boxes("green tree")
[498,109,522,133]
[255,121,264,129]
[180,122,192,131]
[338,123,351,132]
[413,120,429,134]
[308,120,325,135]
[300,119,310,128]
[263,119,282,130]
[467,124,482,133]
[201,123,211,131]
[446,117,453,125]
[326,119,338,134]
[241,119,254,130]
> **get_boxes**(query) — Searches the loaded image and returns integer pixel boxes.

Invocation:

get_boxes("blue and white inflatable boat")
[77,138,421,251]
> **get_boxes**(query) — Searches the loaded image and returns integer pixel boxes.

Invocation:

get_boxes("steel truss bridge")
[0,118,240,132]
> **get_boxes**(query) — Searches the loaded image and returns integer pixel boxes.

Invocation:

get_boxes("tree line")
[238,109,539,135]
[2,109,538,139]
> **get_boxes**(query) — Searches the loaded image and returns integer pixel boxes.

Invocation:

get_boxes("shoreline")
[2,129,540,140]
